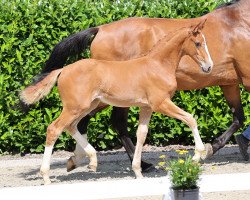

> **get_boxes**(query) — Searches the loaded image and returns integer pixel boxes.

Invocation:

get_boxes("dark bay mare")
[38,0,249,171]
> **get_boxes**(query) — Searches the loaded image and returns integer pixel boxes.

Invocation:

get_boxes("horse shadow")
[20,158,166,185]
[19,148,249,185]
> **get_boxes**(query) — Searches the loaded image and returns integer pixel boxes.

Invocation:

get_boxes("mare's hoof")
[141,161,155,173]
[88,165,97,172]
[204,143,213,159]
[67,156,76,172]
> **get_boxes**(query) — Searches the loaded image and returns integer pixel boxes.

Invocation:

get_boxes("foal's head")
[182,20,213,73]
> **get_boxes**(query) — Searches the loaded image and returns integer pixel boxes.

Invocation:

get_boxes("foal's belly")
[96,95,149,107]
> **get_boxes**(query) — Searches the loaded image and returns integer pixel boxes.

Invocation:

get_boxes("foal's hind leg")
[67,128,97,172]
[67,104,108,172]
[67,101,100,172]
[67,116,90,172]
[40,109,78,185]
[132,107,152,178]
[67,136,87,172]
[155,98,206,161]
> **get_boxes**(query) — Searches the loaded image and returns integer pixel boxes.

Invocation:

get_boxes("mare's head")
[182,20,213,73]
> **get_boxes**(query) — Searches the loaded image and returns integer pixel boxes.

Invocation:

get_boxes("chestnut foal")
[21,21,213,184]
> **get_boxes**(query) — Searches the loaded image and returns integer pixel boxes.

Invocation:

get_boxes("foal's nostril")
[202,65,212,73]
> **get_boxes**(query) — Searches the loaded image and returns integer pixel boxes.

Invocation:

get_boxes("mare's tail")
[20,27,99,110]
[41,27,99,74]
[20,69,62,105]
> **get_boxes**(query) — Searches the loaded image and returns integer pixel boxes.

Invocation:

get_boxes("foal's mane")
[138,26,189,58]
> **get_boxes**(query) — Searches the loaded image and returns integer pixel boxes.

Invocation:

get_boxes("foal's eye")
[195,42,201,48]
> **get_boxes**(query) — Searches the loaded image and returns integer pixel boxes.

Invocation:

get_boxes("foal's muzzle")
[201,62,213,74]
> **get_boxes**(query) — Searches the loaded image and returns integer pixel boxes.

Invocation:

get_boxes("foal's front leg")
[111,107,154,172]
[155,98,206,161]
[132,107,152,178]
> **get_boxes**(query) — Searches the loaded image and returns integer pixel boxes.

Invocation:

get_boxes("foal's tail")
[20,69,62,105]
[41,27,99,74]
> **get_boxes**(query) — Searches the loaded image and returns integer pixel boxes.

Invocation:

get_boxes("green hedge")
[1,0,247,154]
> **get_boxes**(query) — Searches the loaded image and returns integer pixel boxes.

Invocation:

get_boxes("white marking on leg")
[192,126,205,161]
[192,127,205,151]
[132,108,152,178]
[67,134,88,171]
[72,131,97,171]
[40,146,53,185]
[74,142,87,166]
[133,124,148,178]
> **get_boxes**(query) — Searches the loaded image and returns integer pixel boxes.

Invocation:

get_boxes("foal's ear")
[192,19,207,35]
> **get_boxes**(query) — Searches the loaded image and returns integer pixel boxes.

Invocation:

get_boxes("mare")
[37,0,250,171]
[20,22,213,184]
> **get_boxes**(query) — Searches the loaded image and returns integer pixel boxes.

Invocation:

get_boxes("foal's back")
[58,56,163,107]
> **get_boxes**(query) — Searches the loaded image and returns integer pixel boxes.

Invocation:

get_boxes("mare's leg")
[205,85,244,157]
[40,109,79,185]
[155,98,206,161]
[111,107,154,172]
[132,107,152,178]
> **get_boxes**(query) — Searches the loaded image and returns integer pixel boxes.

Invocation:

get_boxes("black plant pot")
[171,187,200,200]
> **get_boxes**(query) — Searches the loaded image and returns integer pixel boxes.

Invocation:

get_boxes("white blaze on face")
[202,34,214,70]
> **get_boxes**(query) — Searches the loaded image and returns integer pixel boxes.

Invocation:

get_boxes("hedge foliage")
[1,0,248,154]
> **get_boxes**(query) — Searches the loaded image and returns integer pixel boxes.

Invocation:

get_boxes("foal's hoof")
[141,161,155,173]
[204,143,213,159]
[88,165,97,172]
[44,179,52,185]
[134,171,144,179]
[41,174,52,185]
[136,175,144,179]
[192,154,201,162]
[67,156,76,172]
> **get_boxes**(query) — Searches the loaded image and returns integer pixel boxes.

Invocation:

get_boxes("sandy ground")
[0,145,250,199]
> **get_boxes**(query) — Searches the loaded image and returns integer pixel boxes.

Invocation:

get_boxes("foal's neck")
[148,29,189,70]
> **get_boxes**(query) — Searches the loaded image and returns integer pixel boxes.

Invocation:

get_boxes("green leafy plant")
[159,150,202,190]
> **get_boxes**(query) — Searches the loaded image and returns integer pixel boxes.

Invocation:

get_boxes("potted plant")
[159,150,202,200]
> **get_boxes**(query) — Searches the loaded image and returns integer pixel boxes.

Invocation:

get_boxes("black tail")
[41,27,99,74]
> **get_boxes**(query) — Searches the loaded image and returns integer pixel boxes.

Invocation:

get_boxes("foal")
[21,21,213,184]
